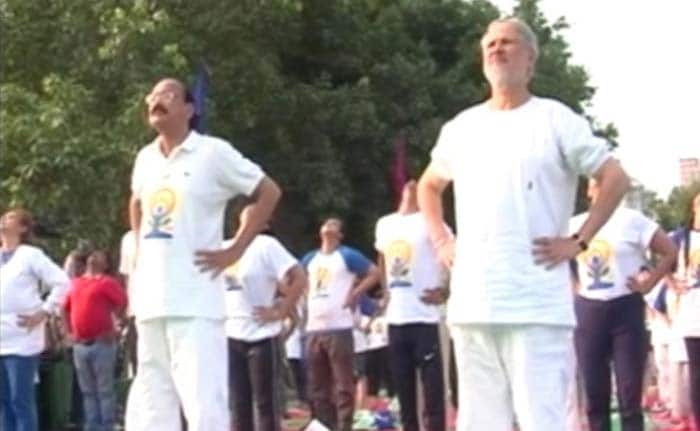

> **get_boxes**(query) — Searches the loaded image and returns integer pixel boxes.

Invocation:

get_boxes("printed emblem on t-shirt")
[144,187,178,239]
[311,266,331,298]
[689,249,700,288]
[224,262,242,291]
[581,239,615,290]
[386,240,413,288]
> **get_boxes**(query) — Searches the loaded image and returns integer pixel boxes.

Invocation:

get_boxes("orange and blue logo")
[386,240,413,288]
[581,239,614,290]
[144,187,178,239]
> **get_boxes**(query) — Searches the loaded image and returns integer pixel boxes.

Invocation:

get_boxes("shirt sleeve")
[429,122,456,181]
[30,249,70,315]
[264,237,299,282]
[213,140,265,199]
[632,211,660,249]
[373,218,385,252]
[118,232,132,276]
[556,106,612,177]
[339,246,372,277]
[131,148,147,199]
[300,251,317,271]
[103,277,128,309]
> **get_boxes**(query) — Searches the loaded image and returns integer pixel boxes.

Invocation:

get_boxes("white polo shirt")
[131,131,264,321]
[429,96,611,327]
[0,245,70,355]
[374,212,447,325]
[302,246,372,332]
[570,208,658,301]
[223,234,298,342]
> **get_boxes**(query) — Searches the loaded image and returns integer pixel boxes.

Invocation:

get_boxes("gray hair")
[483,17,539,61]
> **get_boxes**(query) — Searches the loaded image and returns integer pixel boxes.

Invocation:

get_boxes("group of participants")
[1,16,699,431]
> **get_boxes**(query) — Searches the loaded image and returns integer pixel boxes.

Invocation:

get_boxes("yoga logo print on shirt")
[311,266,331,298]
[144,187,179,239]
[385,240,413,288]
[581,239,615,290]
[224,262,242,291]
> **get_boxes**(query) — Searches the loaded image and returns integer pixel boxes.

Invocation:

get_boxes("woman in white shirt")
[673,192,700,430]
[223,208,306,431]
[570,180,676,431]
[0,208,69,431]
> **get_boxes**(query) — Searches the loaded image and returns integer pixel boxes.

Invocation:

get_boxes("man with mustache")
[417,18,630,431]
[125,78,281,431]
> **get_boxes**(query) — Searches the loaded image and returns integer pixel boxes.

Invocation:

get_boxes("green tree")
[1,0,614,258]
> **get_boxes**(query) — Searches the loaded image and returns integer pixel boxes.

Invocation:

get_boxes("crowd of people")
[1,16,699,431]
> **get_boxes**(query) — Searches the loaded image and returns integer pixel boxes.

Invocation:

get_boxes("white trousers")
[125,317,229,431]
[451,324,572,431]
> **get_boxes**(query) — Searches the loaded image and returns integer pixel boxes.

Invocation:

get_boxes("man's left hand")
[532,236,581,270]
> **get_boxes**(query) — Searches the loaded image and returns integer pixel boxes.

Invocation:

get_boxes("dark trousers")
[228,337,280,431]
[388,323,445,431]
[288,359,307,402]
[575,294,647,431]
[366,347,394,397]
[686,337,700,429]
[306,329,354,431]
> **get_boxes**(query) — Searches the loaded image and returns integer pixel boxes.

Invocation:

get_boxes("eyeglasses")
[145,90,177,105]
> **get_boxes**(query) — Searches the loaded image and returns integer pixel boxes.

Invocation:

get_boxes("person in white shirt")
[124,78,281,431]
[374,180,449,431]
[223,206,306,431]
[117,229,138,376]
[570,179,676,431]
[417,17,630,431]
[0,208,70,431]
[301,218,381,431]
[672,191,700,430]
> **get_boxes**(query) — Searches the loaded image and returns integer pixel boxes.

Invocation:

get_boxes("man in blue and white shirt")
[301,218,381,431]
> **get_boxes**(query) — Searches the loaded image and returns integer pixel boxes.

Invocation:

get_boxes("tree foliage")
[1,0,609,258]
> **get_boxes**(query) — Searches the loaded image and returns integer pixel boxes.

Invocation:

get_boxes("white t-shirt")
[374,212,447,325]
[570,208,658,301]
[0,245,70,355]
[118,230,136,316]
[223,235,298,342]
[429,96,611,326]
[302,246,372,332]
[130,131,264,321]
[676,230,700,337]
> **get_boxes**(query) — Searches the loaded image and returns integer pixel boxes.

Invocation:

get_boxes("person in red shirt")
[63,249,127,431]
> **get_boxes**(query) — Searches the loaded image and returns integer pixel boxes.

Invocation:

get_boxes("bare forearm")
[576,161,629,242]
[417,171,450,245]
[277,266,306,316]
[231,177,281,250]
[353,265,381,297]
[129,194,141,235]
